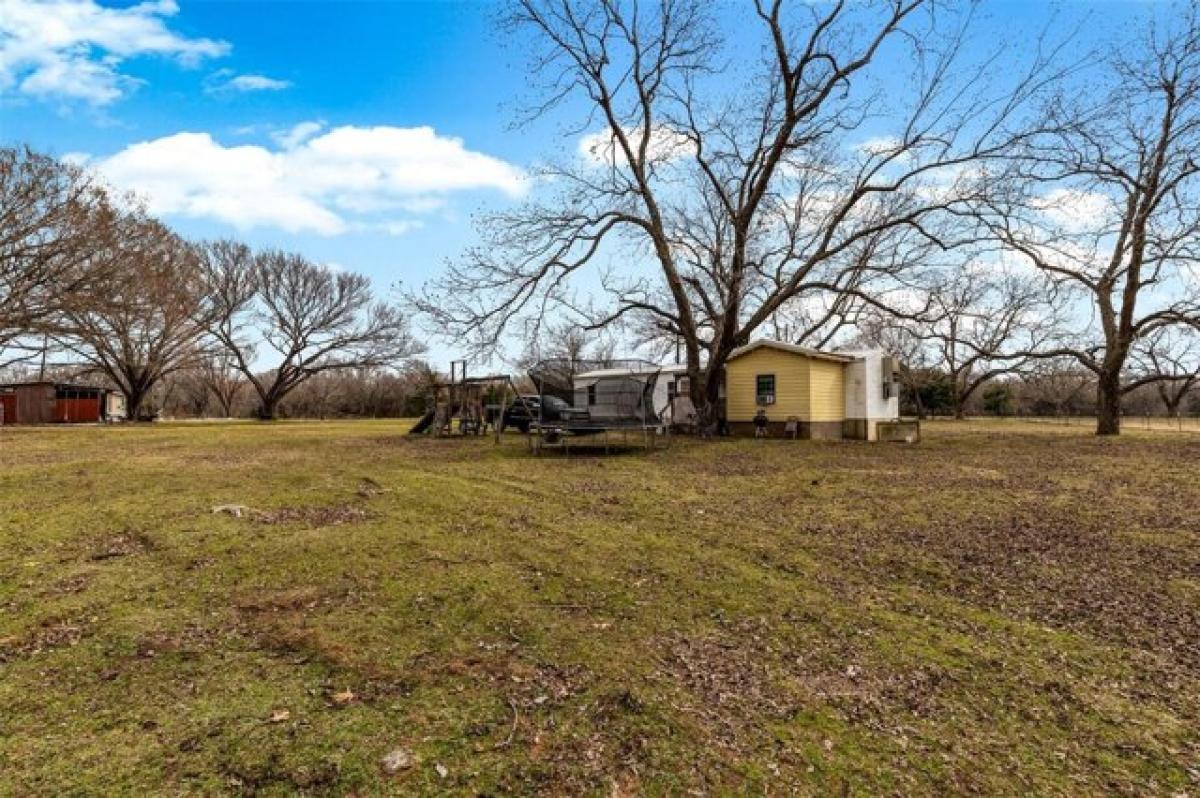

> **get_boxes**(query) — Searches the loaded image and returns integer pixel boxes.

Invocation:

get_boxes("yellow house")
[725,340,893,439]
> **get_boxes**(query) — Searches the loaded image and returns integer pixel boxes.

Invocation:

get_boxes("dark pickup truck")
[500,395,586,432]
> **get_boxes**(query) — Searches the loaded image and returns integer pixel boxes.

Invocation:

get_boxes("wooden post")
[495,381,510,445]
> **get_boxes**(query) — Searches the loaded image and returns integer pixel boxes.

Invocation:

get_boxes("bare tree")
[1017,360,1096,419]
[337,368,397,418]
[0,146,116,367]
[414,0,1064,428]
[978,10,1200,434]
[1131,326,1200,420]
[858,311,938,418]
[873,266,1058,419]
[200,242,421,420]
[55,214,209,420]
[197,354,246,417]
[399,359,444,408]
[519,318,619,376]
[282,371,341,419]
[167,368,214,418]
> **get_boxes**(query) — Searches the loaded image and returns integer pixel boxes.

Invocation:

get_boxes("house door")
[0,394,15,425]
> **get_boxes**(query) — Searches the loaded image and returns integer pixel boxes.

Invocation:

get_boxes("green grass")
[1,420,1197,795]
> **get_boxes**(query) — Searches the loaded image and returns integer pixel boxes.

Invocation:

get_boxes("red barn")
[0,382,122,425]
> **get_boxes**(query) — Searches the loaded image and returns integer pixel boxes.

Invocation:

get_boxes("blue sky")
[1,1,539,281]
[0,0,1158,365]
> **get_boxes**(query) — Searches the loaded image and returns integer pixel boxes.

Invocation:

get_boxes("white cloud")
[0,0,229,105]
[578,126,693,166]
[374,220,425,236]
[271,120,324,150]
[1031,188,1113,233]
[225,74,289,92]
[93,125,529,236]
[854,136,904,157]
[205,69,291,95]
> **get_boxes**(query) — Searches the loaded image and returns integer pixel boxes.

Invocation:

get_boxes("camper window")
[756,374,776,405]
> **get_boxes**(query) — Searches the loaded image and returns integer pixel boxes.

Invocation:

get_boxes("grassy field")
[1,420,1197,796]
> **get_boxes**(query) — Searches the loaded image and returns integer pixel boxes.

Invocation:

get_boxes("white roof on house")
[574,363,690,380]
[727,339,856,364]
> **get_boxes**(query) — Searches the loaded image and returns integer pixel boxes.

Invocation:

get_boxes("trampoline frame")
[526,357,670,452]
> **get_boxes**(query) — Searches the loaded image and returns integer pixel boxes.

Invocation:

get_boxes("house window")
[882,378,892,399]
[587,384,597,406]
[667,380,676,403]
[756,374,776,405]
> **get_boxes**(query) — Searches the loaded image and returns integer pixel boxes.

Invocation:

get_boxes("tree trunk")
[125,387,149,422]
[913,390,927,420]
[1095,368,1122,436]
[258,398,279,420]
[689,369,718,436]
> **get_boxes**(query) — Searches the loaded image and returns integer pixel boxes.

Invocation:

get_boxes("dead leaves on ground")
[249,503,372,527]
[89,529,154,561]
[0,616,89,661]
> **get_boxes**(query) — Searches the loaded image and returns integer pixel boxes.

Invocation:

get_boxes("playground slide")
[408,409,436,435]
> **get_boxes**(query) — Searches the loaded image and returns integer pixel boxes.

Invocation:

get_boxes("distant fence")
[911,415,1200,433]
[1024,414,1200,432]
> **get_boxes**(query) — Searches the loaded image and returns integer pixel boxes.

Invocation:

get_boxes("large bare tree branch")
[0,146,118,368]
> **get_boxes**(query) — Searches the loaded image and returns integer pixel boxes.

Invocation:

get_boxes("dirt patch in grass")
[232,584,391,684]
[249,622,359,669]
[89,529,154,561]
[40,572,91,596]
[250,503,372,527]
[233,586,335,613]
[217,741,343,794]
[355,477,387,497]
[133,623,225,660]
[0,616,89,661]
[435,639,591,697]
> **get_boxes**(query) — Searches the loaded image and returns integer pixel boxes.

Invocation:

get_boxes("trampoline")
[526,358,669,451]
